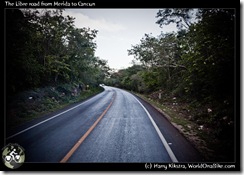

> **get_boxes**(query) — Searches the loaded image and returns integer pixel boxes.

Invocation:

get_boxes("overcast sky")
[63,9,177,70]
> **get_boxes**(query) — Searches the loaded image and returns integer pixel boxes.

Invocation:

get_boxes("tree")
[6,9,43,94]
[128,33,185,92]
[156,8,199,30]
[180,9,235,102]
[6,9,110,95]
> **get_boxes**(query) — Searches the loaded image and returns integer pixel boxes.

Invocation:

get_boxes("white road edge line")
[132,95,178,163]
[7,92,104,140]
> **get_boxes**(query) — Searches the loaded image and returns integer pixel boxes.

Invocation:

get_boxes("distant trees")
[6,9,110,95]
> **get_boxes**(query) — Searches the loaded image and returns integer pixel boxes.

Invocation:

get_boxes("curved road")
[6,86,202,163]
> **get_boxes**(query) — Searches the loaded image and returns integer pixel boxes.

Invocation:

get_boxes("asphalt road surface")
[6,86,203,163]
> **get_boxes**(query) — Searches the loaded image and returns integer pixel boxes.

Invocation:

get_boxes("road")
[6,86,203,163]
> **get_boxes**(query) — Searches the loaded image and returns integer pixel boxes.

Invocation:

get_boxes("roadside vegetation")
[105,9,236,162]
[6,9,109,130]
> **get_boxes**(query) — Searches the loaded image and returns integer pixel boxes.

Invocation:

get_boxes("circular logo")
[2,143,25,169]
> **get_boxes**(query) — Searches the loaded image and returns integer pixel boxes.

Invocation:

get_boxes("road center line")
[132,95,178,163]
[7,92,105,140]
[60,92,116,163]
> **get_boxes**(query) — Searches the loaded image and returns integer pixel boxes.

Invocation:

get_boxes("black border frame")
[2,0,241,172]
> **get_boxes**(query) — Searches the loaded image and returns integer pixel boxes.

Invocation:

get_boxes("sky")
[63,9,177,70]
